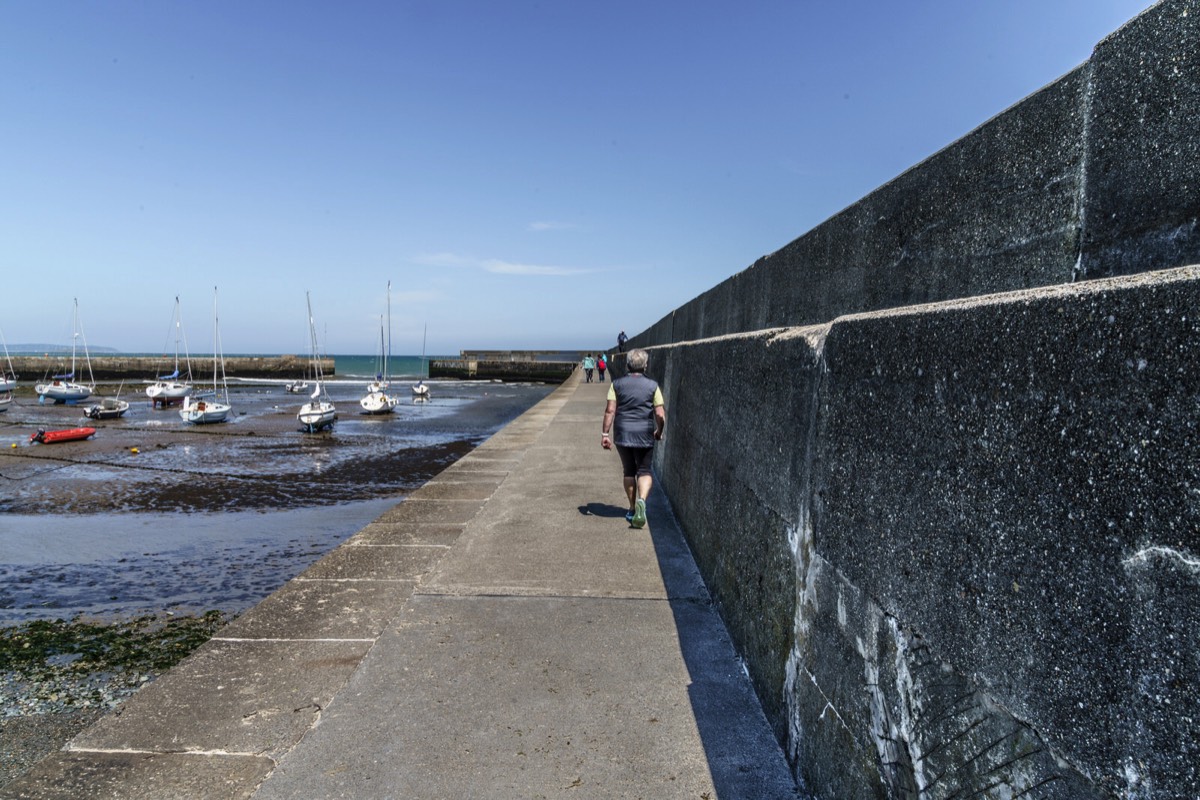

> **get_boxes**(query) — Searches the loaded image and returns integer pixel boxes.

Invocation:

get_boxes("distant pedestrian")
[617,330,628,353]
[582,354,596,383]
[600,348,665,529]
[597,354,607,382]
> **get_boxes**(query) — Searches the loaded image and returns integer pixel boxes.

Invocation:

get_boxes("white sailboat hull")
[146,381,191,400]
[0,376,15,392]
[359,390,398,414]
[298,401,337,431]
[36,381,93,402]
[180,397,230,424]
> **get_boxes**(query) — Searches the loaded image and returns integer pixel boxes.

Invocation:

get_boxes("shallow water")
[0,379,551,624]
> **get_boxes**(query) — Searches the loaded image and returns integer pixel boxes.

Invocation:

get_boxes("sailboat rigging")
[181,287,232,424]
[360,281,399,415]
[146,296,193,405]
[35,299,96,404]
[412,322,430,399]
[297,292,337,433]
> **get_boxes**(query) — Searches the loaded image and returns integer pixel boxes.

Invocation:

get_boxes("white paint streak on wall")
[1122,545,1200,574]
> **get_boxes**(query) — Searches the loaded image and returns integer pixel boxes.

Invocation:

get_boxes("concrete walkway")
[7,375,800,799]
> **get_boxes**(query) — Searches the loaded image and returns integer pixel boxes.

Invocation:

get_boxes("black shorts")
[616,445,654,478]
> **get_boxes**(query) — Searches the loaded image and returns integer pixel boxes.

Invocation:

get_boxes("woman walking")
[600,348,665,528]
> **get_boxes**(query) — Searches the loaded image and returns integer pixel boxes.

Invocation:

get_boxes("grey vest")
[613,373,659,448]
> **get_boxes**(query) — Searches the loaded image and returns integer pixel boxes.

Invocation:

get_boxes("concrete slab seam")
[63,746,267,758]
[211,637,376,643]
[345,543,452,549]
[290,578,420,583]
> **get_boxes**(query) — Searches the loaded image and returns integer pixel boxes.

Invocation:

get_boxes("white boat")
[85,396,130,420]
[285,380,310,394]
[35,299,96,403]
[360,282,399,415]
[412,322,430,399]
[297,292,337,432]
[146,297,193,403]
[181,288,231,425]
[0,327,16,391]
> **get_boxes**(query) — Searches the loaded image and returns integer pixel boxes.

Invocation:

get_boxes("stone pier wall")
[8,355,332,381]
[622,2,1200,796]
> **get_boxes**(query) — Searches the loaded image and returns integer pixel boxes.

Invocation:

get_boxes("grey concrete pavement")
[6,374,800,799]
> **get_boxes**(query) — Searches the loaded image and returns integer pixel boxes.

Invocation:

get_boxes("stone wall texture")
[622,1,1200,796]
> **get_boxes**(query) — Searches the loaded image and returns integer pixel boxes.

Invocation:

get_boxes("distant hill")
[7,343,120,355]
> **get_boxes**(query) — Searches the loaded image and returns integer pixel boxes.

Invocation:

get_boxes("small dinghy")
[85,397,130,420]
[30,427,96,444]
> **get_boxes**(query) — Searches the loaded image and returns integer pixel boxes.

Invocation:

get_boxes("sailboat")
[35,299,96,403]
[0,327,16,391]
[0,327,15,410]
[412,322,430,399]
[181,288,231,424]
[146,296,193,404]
[297,292,337,432]
[360,282,399,415]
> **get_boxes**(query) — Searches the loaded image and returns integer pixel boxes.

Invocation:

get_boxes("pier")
[430,350,585,383]
[5,372,798,798]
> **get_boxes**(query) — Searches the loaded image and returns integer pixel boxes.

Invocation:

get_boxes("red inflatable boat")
[29,427,96,444]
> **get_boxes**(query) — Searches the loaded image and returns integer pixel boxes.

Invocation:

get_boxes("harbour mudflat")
[0,378,551,620]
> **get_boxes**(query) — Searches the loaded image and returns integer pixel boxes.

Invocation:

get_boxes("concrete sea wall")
[8,355,333,381]
[430,358,575,383]
[624,1,1199,796]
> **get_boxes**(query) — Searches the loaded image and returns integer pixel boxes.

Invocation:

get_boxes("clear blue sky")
[1,0,1157,356]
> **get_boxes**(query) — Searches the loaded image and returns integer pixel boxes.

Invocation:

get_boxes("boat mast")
[0,326,14,380]
[213,286,227,400]
[306,291,324,399]
[74,298,95,388]
[385,280,392,385]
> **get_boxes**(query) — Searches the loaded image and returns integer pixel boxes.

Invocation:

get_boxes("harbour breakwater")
[430,351,578,383]
[619,1,1199,797]
[7,354,334,381]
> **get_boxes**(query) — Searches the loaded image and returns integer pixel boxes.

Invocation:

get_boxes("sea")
[0,358,553,626]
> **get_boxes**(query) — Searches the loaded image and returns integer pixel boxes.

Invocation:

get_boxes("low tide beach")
[0,373,552,786]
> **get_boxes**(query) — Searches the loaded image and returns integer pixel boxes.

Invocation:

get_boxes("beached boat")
[181,288,232,424]
[35,299,96,403]
[85,396,130,420]
[30,426,96,444]
[297,292,337,432]
[412,323,430,398]
[0,390,11,412]
[146,297,193,403]
[285,380,310,394]
[360,282,399,415]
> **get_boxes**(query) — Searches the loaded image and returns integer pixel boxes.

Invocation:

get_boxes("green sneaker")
[631,498,646,529]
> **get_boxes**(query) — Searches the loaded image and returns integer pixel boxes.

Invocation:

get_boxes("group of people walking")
[581,353,608,383]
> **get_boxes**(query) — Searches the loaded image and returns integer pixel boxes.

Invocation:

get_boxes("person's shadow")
[577,503,628,518]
